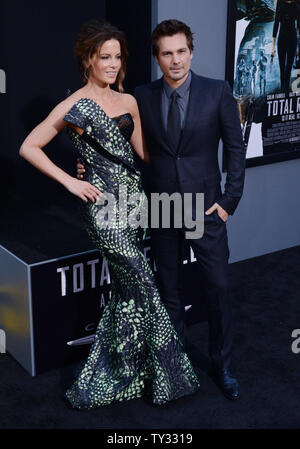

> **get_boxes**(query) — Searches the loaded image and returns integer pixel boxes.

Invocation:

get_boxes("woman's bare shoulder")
[116,91,138,113]
[119,92,136,103]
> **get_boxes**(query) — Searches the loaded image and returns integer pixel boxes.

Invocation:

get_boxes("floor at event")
[1,245,300,429]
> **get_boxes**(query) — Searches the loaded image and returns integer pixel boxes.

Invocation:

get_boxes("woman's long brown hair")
[74,19,128,92]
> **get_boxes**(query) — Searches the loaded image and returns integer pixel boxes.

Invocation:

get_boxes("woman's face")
[88,39,122,85]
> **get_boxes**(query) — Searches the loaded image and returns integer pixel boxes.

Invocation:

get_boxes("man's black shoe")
[211,367,239,400]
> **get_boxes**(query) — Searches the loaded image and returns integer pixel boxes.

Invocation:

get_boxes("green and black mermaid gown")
[63,98,200,409]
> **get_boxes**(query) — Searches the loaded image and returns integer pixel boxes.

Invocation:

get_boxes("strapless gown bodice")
[64,98,138,176]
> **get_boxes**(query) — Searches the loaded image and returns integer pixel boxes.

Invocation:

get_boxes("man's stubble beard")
[166,67,190,82]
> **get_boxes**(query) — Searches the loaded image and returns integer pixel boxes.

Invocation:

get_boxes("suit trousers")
[150,183,233,370]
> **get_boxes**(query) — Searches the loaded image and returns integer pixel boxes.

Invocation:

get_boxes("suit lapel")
[177,71,206,154]
[147,77,175,157]
[148,72,207,156]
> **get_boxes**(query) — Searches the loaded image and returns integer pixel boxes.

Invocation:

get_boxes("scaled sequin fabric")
[63,98,200,409]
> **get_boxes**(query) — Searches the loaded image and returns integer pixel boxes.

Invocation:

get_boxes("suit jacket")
[134,71,246,216]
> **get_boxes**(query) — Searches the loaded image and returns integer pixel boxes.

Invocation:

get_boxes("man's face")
[155,33,193,83]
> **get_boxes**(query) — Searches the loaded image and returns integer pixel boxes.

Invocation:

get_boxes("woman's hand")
[65,177,101,203]
[76,158,86,179]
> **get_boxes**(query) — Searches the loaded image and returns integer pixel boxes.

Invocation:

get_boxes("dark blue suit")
[134,71,245,369]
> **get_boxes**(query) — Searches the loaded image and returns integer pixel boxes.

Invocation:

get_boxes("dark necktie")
[167,90,181,151]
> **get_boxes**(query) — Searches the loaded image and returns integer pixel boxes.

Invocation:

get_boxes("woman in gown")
[19,19,200,409]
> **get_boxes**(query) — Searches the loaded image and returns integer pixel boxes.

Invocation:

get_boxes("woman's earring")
[84,67,90,82]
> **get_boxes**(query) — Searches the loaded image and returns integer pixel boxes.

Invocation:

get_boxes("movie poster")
[227,0,300,167]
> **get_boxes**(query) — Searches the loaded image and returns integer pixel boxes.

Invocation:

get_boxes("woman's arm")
[125,94,150,164]
[19,98,101,203]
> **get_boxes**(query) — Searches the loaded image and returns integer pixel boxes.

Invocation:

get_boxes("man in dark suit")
[134,20,245,401]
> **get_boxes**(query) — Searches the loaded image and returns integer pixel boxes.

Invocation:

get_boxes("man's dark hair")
[151,19,194,57]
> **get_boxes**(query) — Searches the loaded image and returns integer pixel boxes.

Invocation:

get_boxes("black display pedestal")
[0,197,206,376]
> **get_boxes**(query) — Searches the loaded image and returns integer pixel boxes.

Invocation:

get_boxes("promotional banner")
[226,0,300,167]
[28,240,203,374]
